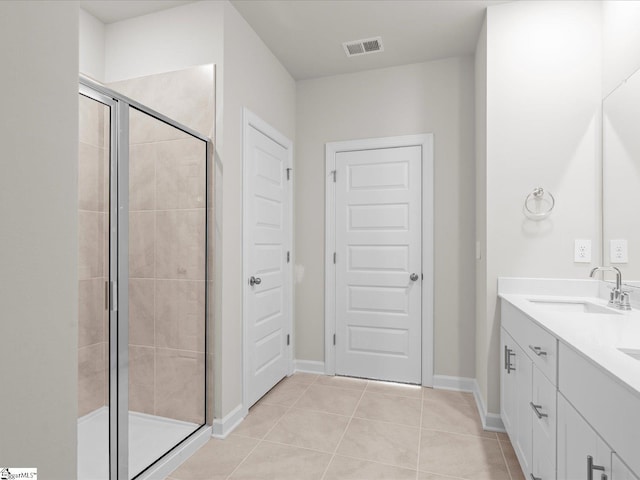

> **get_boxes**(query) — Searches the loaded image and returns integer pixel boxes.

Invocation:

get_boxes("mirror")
[603,67,640,286]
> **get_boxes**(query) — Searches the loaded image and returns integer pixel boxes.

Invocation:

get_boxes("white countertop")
[498,278,640,398]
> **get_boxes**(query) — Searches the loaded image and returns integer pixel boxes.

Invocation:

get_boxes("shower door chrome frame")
[79,75,211,480]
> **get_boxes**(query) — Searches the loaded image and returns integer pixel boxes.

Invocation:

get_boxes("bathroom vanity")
[498,278,640,480]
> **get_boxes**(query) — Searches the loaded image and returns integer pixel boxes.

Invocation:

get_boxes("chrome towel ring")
[524,187,555,220]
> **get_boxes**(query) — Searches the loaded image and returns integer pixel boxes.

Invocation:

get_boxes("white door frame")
[324,134,434,387]
[242,108,294,417]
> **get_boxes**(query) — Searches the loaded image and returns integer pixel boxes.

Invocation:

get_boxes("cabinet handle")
[530,474,542,480]
[504,345,508,370]
[529,345,547,356]
[507,348,516,373]
[530,402,548,419]
[587,455,605,480]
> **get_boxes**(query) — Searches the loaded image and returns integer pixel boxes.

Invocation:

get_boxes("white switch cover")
[574,239,592,263]
[610,239,628,263]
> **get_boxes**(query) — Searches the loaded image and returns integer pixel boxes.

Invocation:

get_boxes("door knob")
[410,273,419,281]
[249,276,262,286]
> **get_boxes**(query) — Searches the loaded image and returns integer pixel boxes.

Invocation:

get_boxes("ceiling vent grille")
[343,36,384,57]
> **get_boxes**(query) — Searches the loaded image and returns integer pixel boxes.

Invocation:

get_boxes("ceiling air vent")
[343,36,384,57]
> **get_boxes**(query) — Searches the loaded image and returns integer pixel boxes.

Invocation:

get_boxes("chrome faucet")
[589,266,631,310]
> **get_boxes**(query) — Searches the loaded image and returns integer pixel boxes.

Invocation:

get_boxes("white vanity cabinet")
[501,301,557,480]
[557,393,611,480]
[612,454,640,480]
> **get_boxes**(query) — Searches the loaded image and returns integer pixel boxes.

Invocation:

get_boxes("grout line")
[497,438,515,480]
[225,376,317,480]
[416,385,425,480]
[319,379,369,480]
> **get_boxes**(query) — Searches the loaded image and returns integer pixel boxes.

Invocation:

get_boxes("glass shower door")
[126,107,207,478]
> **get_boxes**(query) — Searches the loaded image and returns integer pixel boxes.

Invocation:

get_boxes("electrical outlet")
[574,239,592,263]
[610,239,628,263]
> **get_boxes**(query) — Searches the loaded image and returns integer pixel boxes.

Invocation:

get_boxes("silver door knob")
[249,276,262,286]
[410,273,419,281]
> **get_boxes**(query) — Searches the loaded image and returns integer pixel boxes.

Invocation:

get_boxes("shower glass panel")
[127,107,207,478]
[77,78,209,480]
[77,93,112,480]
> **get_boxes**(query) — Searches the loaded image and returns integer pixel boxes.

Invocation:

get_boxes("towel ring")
[524,187,555,220]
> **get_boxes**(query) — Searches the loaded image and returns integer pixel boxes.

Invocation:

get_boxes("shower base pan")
[78,407,198,479]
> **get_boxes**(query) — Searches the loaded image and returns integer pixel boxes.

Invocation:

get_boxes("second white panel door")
[335,146,422,384]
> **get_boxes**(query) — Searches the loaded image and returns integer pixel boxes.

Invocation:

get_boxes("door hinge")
[287,334,290,346]
[333,334,336,346]
[333,252,336,264]
[332,170,336,182]
[286,167,292,180]
[287,251,290,263]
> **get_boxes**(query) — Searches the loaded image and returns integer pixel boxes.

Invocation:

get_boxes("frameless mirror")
[603,66,640,286]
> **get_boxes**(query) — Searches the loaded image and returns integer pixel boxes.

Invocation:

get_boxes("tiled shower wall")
[77,95,109,417]
[126,111,206,424]
[110,65,215,425]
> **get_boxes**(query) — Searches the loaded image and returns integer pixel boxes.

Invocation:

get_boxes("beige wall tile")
[78,143,106,212]
[129,345,155,415]
[79,95,105,147]
[78,278,106,347]
[129,143,156,211]
[155,280,205,352]
[129,107,189,145]
[156,210,205,280]
[129,279,155,346]
[155,348,205,424]
[156,138,206,210]
[129,211,155,278]
[78,343,106,417]
[78,211,105,280]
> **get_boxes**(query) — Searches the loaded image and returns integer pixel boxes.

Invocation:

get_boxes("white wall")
[219,1,296,415]
[603,1,640,96]
[295,58,476,379]
[0,1,79,477]
[79,8,105,82]
[95,0,296,421]
[478,0,602,415]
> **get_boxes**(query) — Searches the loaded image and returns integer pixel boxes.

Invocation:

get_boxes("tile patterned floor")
[167,373,525,480]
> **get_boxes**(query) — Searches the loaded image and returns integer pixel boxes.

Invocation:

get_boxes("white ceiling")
[80,0,506,80]
[230,0,507,80]
[80,0,196,24]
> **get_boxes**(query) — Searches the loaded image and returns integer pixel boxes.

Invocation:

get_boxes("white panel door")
[335,146,422,384]
[245,125,290,407]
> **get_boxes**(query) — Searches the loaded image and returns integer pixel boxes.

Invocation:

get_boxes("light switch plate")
[574,239,592,263]
[610,239,628,263]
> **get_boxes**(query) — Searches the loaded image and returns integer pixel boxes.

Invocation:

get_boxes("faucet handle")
[620,291,632,310]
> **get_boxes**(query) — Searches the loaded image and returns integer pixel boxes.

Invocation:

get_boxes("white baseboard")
[471,378,505,432]
[294,359,325,374]
[432,374,476,392]
[433,375,505,433]
[212,404,244,439]
[138,425,211,480]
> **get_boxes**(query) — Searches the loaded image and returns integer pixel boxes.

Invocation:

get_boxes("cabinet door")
[514,340,533,476]
[531,366,556,480]
[501,328,517,437]
[612,454,640,480]
[557,394,611,480]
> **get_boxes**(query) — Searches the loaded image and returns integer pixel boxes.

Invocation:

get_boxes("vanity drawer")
[501,300,558,385]
[525,320,557,385]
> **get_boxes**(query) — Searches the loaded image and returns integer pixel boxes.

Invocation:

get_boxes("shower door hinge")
[286,167,292,180]
[333,334,336,346]
[287,334,290,346]
[332,170,336,182]
[287,251,290,263]
[333,252,336,264]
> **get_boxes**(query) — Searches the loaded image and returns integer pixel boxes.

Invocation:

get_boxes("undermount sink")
[619,348,640,362]
[528,299,621,315]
